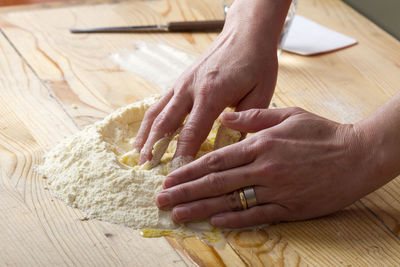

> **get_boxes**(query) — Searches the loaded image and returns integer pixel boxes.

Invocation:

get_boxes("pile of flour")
[36,96,239,229]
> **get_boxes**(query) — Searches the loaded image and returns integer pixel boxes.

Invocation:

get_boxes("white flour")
[36,96,238,230]
[37,96,177,228]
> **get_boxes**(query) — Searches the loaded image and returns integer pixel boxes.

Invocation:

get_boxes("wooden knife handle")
[167,20,225,32]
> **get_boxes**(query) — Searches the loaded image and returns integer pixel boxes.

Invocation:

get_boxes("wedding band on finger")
[239,189,248,210]
[243,186,258,208]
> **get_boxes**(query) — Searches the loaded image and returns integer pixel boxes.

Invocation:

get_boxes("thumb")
[221,107,303,133]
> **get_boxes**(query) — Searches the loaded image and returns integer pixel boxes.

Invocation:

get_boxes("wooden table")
[1,0,400,265]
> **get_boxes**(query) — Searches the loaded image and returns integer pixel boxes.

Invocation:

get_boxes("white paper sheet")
[282,15,357,55]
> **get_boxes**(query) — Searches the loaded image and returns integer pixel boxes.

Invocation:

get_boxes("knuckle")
[175,185,192,202]
[204,173,225,195]
[256,133,276,150]
[168,101,181,114]
[255,161,285,180]
[199,73,221,92]
[174,72,192,89]
[268,162,285,176]
[144,105,159,121]
[204,154,222,171]
[232,216,248,228]
[240,141,257,158]
[248,134,273,155]
[253,158,271,174]
[195,74,221,96]
[186,200,219,221]
[140,145,152,157]
[172,87,191,104]
[245,137,258,152]
[247,109,264,120]
[285,202,305,219]
[191,202,211,217]
[178,126,198,144]
[134,136,144,147]
[196,90,211,107]
[224,191,242,211]
[288,106,304,115]
[172,81,186,93]
[257,207,273,222]
[152,113,170,133]
[196,94,219,114]
[254,162,270,177]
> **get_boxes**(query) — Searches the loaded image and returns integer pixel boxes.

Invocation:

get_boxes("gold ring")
[239,189,248,210]
[243,186,257,208]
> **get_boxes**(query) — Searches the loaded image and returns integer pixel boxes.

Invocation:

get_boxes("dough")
[36,96,241,230]
[214,124,242,150]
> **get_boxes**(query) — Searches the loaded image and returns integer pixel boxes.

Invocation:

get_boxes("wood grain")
[0,0,223,127]
[0,27,194,267]
[1,0,400,265]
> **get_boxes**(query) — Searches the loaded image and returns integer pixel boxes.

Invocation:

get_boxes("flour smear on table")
[110,41,197,91]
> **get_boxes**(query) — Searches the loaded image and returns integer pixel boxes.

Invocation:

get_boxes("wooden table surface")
[1,0,400,266]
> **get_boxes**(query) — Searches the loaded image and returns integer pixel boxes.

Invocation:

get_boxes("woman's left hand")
[155,107,379,228]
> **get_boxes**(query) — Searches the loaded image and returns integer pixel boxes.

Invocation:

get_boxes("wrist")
[224,0,292,49]
[355,114,400,190]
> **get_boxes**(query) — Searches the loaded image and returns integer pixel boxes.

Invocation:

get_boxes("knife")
[70,20,225,34]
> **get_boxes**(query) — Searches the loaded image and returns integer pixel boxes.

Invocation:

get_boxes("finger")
[164,138,256,189]
[221,107,304,133]
[235,83,274,112]
[157,165,260,209]
[210,204,287,228]
[171,185,271,223]
[173,100,221,160]
[134,91,174,151]
[171,191,242,223]
[139,95,192,164]
[229,85,271,142]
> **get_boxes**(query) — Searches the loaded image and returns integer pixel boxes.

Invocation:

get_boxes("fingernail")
[139,157,146,165]
[211,215,226,226]
[223,112,239,121]
[156,192,171,208]
[139,148,149,164]
[174,207,190,221]
[163,177,175,189]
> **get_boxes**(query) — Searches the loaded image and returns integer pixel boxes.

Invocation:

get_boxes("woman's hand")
[134,0,291,164]
[155,108,382,228]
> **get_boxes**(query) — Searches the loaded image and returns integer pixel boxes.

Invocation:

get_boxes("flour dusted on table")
[36,96,240,230]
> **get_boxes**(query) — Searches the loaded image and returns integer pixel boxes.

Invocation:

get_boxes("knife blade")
[70,20,225,34]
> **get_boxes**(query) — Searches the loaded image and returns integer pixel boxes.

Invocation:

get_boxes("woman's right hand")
[134,0,292,164]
